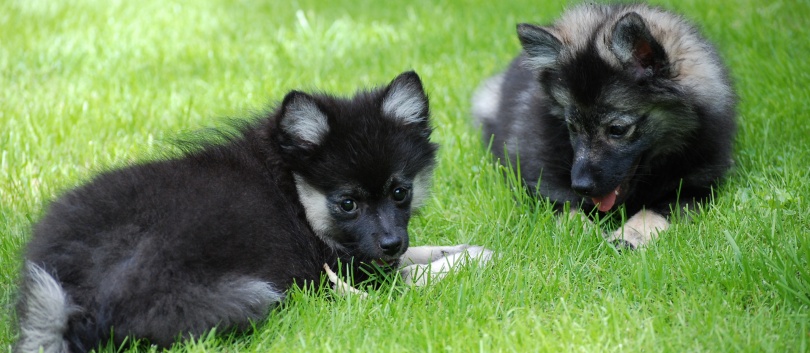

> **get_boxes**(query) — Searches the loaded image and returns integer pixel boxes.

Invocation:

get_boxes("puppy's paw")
[610,238,636,252]
[398,263,423,286]
[399,244,474,266]
[399,246,494,287]
[606,210,669,250]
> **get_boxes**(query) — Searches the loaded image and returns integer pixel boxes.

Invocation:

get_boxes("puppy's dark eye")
[567,122,579,134]
[608,124,632,138]
[392,187,409,202]
[339,199,357,212]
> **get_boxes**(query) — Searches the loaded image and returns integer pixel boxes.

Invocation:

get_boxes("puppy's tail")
[15,262,74,353]
[470,72,505,128]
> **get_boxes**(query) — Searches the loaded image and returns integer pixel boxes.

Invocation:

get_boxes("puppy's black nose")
[571,160,597,196]
[378,235,403,256]
[571,176,596,196]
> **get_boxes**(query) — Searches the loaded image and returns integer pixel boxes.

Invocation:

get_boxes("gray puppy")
[473,3,736,248]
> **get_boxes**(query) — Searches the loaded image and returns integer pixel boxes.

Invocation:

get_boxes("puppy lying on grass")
[17,71,493,353]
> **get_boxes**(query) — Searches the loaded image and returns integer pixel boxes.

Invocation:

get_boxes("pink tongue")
[592,188,619,212]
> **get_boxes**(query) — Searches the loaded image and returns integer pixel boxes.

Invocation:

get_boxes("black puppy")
[17,71,491,353]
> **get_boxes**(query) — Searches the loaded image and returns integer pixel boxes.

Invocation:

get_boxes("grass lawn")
[2,0,809,352]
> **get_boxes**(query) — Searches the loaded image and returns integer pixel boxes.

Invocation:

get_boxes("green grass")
[2,0,809,351]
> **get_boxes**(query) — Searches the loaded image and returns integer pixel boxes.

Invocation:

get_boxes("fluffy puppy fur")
[473,3,737,248]
[17,72,493,353]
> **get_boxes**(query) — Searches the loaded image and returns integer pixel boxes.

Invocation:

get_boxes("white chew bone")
[322,263,368,298]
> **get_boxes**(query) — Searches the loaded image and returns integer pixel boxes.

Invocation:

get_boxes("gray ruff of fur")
[473,3,736,249]
[16,264,75,353]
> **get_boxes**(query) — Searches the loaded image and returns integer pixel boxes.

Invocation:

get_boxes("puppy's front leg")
[399,245,494,286]
[399,244,475,266]
[607,209,669,249]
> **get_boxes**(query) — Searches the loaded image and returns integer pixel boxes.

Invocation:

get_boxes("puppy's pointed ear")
[381,71,430,128]
[278,91,329,150]
[517,23,562,70]
[610,12,669,79]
